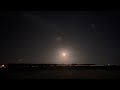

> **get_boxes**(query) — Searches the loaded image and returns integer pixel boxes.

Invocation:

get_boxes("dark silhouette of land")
[0,64,120,79]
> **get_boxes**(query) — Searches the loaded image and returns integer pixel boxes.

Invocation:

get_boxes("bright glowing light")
[62,53,66,56]
[56,48,73,64]
[1,65,4,67]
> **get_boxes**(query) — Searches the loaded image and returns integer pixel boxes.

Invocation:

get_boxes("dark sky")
[0,11,120,64]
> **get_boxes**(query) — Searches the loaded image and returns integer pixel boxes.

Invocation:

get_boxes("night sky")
[0,11,120,64]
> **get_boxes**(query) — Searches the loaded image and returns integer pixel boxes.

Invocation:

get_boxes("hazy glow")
[62,53,66,56]
[1,65,5,68]
[2,65,4,67]
[55,48,74,64]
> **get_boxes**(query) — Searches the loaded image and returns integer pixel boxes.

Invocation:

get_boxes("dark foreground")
[0,64,120,79]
